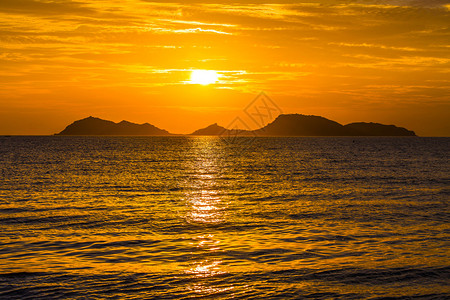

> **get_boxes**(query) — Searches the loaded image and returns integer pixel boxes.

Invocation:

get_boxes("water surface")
[0,136,449,299]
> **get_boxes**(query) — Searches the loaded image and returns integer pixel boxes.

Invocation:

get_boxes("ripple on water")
[0,136,449,299]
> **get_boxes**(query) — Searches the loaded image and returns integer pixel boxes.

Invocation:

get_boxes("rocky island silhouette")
[56,116,171,136]
[56,114,416,136]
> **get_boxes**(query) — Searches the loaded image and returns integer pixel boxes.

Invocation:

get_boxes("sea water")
[0,136,449,299]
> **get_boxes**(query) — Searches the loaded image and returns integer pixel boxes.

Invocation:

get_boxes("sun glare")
[189,70,220,85]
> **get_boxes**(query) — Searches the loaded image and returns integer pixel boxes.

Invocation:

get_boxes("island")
[56,116,171,136]
[56,114,416,136]
[191,114,416,136]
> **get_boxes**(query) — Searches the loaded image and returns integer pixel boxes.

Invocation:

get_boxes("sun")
[189,70,220,85]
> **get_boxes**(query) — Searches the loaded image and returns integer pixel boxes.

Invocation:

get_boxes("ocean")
[0,136,449,299]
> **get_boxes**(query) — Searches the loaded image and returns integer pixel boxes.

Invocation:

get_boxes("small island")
[56,116,171,136]
[191,114,416,136]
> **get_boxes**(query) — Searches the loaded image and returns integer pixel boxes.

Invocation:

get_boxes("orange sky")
[0,0,449,136]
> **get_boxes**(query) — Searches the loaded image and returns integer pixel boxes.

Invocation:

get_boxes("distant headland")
[56,114,416,136]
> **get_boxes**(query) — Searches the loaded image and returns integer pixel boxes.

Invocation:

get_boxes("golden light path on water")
[183,138,232,295]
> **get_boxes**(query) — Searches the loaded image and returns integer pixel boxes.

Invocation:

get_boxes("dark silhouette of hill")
[257,114,348,136]
[56,116,171,135]
[191,114,415,136]
[190,123,227,135]
[190,123,252,136]
[256,114,415,136]
[57,114,416,136]
[344,122,416,136]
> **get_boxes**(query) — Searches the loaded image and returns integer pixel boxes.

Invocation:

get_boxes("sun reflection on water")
[183,138,230,294]
[187,189,224,224]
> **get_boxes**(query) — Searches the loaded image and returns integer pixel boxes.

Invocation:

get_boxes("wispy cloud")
[151,27,232,35]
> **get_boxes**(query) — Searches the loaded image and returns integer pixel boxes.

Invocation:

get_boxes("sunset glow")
[0,1,449,136]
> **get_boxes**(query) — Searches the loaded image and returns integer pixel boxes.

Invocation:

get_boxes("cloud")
[0,0,94,15]
[329,42,420,52]
[152,27,232,35]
